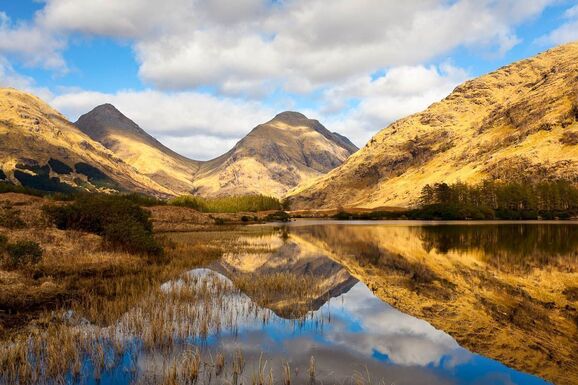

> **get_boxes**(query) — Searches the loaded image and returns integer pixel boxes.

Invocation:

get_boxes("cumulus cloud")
[49,89,276,160]
[46,62,467,160]
[0,56,53,100]
[12,0,555,94]
[131,0,554,93]
[536,4,578,45]
[0,0,564,160]
[319,63,469,147]
[0,12,66,70]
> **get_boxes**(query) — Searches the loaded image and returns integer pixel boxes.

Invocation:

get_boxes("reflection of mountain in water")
[145,269,548,385]
[212,231,358,318]
[416,224,578,272]
[279,222,578,385]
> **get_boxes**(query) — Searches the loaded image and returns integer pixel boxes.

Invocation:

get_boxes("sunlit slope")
[0,89,172,195]
[75,104,201,194]
[289,42,578,209]
[192,112,358,198]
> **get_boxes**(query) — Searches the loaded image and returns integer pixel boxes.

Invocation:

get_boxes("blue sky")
[0,0,577,159]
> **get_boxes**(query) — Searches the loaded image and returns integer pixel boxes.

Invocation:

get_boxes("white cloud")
[49,89,276,160]
[319,63,469,147]
[0,56,53,100]
[15,0,555,94]
[536,4,578,45]
[0,0,564,161]
[46,62,467,159]
[0,12,66,70]
[132,0,554,92]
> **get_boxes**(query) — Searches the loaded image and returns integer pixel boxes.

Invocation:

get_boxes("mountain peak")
[272,111,309,123]
[93,103,120,112]
[76,103,144,138]
[83,103,130,122]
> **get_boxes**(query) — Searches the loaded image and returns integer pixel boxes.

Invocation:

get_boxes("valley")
[1,38,578,385]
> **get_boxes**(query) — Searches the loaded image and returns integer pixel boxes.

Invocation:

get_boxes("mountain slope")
[289,42,578,209]
[0,88,172,196]
[192,111,358,198]
[75,104,201,194]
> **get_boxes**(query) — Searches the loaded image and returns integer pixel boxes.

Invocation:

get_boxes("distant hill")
[0,89,172,196]
[75,104,201,194]
[289,42,578,209]
[192,111,358,198]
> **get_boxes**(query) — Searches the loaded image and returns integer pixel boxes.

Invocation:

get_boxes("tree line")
[417,180,578,219]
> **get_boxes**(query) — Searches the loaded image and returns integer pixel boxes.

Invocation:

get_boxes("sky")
[0,0,577,160]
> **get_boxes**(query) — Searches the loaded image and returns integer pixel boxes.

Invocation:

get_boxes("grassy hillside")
[289,42,578,209]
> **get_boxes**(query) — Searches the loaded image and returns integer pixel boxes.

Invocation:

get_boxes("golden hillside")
[0,89,172,196]
[289,42,578,209]
[191,111,358,198]
[75,104,201,194]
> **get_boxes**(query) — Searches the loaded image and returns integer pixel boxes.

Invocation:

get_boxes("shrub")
[122,193,165,207]
[265,211,290,222]
[44,194,161,256]
[5,240,42,268]
[103,218,163,256]
[0,206,26,229]
[0,234,7,249]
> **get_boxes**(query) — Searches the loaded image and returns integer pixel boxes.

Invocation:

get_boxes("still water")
[15,221,578,385]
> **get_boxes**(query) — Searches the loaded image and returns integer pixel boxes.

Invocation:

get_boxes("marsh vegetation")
[0,191,576,385]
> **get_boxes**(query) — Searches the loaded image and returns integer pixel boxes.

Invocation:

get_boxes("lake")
[2,221,577,385]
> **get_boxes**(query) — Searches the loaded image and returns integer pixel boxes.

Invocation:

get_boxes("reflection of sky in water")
[152,269,551,385]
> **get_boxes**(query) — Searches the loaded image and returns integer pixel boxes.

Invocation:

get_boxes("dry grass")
[232,272,321,317]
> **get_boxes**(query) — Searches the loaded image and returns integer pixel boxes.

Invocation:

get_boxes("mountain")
[191,111,358,198]
[0,88,172,196]
[289,42,578,209]
[75,104,201,194]
[75,108,357,199]
[0,90,357,199]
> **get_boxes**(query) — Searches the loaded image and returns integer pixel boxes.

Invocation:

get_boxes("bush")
[265,211,290,222]
[0,234,7,249]
[103,218,163,256]
[44,194,162,256]
[122,193,165,207]
[0,206,26,229]
[5,240,42,268]
[0,182,45,197]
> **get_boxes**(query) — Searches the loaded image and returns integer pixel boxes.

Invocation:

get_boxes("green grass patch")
[169,194,282,213]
